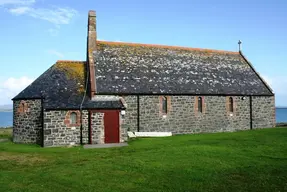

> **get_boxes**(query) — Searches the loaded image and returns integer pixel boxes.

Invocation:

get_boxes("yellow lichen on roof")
[54,60,86,93]
[96,40,239,55]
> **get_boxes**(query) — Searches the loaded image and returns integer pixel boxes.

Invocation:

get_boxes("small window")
[162,96,168,114]
[70,112,77,124]
[22,103,25,112]
[198,97,203,113]
[229,97,234,113]
[19,102,27,113]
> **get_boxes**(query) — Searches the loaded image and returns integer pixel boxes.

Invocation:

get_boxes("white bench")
[127,132,172,138]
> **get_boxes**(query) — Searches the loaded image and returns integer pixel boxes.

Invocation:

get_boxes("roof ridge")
[97,40,239,54]
[56,60,86,63]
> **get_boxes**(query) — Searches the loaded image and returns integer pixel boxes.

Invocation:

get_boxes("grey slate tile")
[13,61,124,110]
[94,41,272,95]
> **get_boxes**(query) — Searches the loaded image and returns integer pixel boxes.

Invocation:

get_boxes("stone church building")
[12,10,275,147]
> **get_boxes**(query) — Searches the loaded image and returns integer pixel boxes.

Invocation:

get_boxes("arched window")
[18,101,27,113]
[162,96,168,114]
[70,112,77,124]
[198,97,203,113]
[22,103,25,112]
[229,97,234,113]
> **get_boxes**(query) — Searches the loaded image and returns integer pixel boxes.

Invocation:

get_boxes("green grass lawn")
[0,128,12,139]
[0,128,287,192]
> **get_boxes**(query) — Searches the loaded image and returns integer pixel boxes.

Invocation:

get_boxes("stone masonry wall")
[13,95,274,147]
[43,110,89,147]
[91,112,104,144]
[120,112,128,142]
[82,110,89,144]
[252,96,276,129]
[121,95,275,134]
[13,99,42,144]
[121,96,138,132]
[138,96,250,134]
[44,109,126,147]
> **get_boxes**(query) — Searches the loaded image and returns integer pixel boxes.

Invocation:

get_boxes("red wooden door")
[104,111,120,143]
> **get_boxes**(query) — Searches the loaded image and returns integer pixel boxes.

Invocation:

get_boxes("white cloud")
[0,0,35,5]
[9,6,78,25]
[0,76,34,105]
[8,6,30,14]
[1,0,78,36]
[47,49,64,58]
[3,76,33,92]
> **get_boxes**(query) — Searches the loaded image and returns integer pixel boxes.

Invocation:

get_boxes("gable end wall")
[13,99,42,144]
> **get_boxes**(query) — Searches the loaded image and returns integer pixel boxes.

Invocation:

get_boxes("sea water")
[276,108,287,123]
[0,112,13,127]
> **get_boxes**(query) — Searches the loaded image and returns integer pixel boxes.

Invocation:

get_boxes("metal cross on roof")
[238,40,242,52]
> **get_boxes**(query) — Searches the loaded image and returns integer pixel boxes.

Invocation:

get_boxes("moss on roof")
[96,40,239,55]
[55,61,85,82]
[12,60,125,109]
[93,41,272,95]
[54,61,86,93]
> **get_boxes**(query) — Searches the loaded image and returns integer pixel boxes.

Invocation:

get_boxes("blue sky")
[0,0,286,106]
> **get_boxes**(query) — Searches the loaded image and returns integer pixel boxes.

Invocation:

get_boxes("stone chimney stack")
[87,10,97,97]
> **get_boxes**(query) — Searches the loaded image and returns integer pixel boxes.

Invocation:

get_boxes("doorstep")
[84,143,128,149]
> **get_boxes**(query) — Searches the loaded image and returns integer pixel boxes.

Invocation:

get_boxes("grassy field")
[0,128,12,138]
[0,128,287,192]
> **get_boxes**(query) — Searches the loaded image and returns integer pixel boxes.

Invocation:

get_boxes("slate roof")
[94,41,273,95]
[12,61,125,110]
